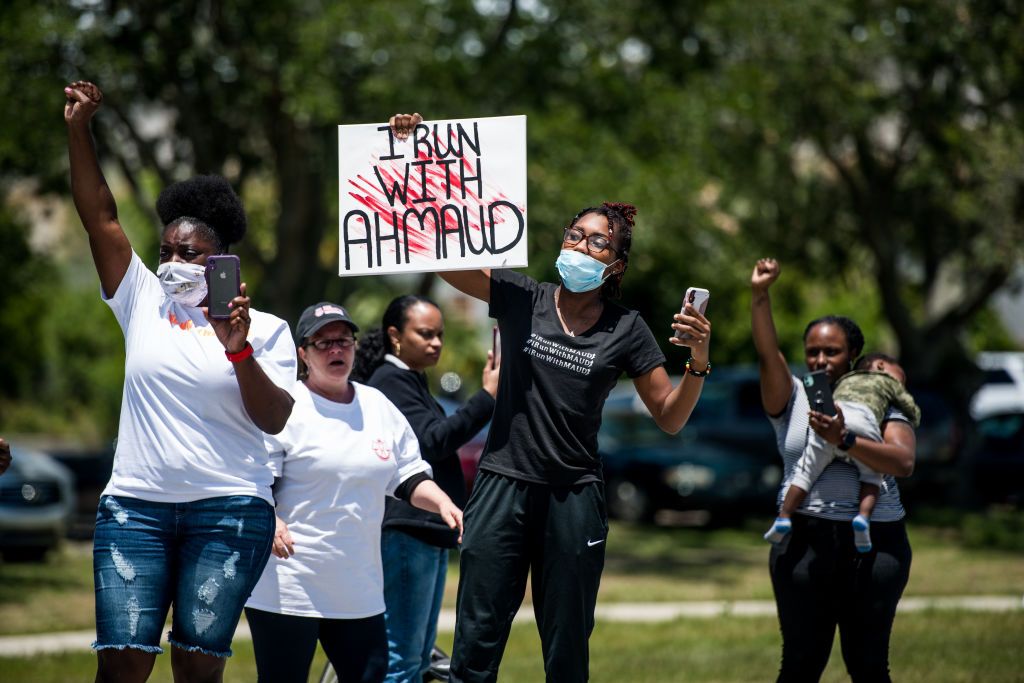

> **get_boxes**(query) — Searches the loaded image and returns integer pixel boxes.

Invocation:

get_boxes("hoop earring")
[394,341,401,357]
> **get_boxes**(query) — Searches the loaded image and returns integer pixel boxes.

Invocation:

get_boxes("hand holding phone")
[674,287,710,341]
[802,370,837,417]
[205,255,241,319]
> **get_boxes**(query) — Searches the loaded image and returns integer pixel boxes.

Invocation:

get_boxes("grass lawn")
[1,610,1020,682]
[2,520,1023,636]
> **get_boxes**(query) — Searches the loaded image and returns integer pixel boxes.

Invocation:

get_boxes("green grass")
[2,610,1021,682]
[0,541,95,635]
[3,520,1023,635]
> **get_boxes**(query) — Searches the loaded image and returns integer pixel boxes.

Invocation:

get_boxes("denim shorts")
[93,494,275,657]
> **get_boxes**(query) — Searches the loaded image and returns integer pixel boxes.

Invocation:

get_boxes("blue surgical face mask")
[555,249,619,293]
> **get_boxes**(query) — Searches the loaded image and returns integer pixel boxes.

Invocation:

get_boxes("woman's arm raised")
[65,82,132,298]
[751,258,792,416]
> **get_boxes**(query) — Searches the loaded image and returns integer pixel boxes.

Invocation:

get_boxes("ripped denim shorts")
[93,494,275,657]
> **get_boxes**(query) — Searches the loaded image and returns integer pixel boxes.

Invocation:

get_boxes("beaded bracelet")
[685,357,711,377]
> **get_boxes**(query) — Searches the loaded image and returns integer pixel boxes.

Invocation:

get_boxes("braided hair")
[351,295,440,382]
[565,201,637,299]
[155,175,247,252]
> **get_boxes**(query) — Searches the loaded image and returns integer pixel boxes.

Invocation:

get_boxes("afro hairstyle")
[155,175,247,249]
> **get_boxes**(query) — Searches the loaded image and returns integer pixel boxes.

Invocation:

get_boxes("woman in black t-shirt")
[394,102,714,683]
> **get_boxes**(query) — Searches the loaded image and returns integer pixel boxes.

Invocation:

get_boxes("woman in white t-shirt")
[245,302,464,683]
[66,81,296,683]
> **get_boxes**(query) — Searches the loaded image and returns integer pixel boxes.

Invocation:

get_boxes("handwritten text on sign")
[338,115,528,276]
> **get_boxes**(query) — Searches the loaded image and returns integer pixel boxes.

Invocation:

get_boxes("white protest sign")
[337,115,528,276]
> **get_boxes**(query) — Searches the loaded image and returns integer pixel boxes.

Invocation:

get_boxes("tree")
[2,0,1022,442]
[687,0,1024,406]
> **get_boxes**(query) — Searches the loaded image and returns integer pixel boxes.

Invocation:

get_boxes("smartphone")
[674,287,710,341]
[802,370,837,416]
[491,326,501,369]
[205,255,241,319]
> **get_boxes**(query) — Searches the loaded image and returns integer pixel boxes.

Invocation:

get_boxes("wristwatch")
[837,430,857,451]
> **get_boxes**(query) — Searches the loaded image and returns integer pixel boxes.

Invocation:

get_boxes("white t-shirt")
[246,382,431,619]
[102,251,296,504]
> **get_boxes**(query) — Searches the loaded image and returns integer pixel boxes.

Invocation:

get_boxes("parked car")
[435,395,490,494]
[48,444,115,539]
[971,411,1024,505]
[970,352,1024,420]
[598,367,782,525]
[0,445,76,562]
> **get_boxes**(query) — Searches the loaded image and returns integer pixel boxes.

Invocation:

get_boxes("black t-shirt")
[482,269,666,486]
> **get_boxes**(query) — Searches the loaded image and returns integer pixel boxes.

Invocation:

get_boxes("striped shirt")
[769,375,910,522]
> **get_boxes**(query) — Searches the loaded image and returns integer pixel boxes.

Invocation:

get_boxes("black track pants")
[450,471,608,683]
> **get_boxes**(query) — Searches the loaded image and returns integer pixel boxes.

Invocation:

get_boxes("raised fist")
[64,81,103,126]
[751,258,781,292]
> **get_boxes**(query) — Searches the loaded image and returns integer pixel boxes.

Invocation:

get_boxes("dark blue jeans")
[769,514,912,682]
[382,529,449,682]
[93,494,275,657]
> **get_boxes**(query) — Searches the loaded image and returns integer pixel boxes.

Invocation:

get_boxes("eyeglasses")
[306,337,357,351]
[562,227,617,254]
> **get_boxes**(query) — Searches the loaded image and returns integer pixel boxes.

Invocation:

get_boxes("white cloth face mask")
[156,262,208,307]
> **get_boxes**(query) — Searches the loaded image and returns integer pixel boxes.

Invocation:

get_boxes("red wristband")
[225,342,254,363]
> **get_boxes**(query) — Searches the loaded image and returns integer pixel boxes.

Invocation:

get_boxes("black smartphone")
[205,255,241,319]
[802,370,836,416]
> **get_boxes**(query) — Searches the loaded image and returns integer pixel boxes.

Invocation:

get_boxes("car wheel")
[606,478,653,523]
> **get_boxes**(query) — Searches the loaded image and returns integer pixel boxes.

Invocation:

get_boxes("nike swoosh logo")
[586,539,605,547]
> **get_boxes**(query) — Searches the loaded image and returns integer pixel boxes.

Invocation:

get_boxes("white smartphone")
[674,287,710,341]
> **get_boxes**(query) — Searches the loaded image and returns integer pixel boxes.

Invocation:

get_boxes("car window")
[600,411,678,448]
[983,369,1015,384]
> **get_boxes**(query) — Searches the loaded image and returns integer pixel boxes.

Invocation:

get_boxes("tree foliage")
[1,0,1022,436]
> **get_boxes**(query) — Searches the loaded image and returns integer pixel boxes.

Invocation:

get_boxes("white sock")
[853,514,872,553]
[764,517,792,544]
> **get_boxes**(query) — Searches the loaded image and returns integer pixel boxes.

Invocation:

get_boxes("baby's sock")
[852,514,872,553]
[764,517,792,544]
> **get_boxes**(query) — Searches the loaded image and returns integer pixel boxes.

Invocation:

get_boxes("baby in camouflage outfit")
[765,353,921,552]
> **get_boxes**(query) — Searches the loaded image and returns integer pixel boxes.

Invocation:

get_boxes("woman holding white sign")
[392,105,713,683]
